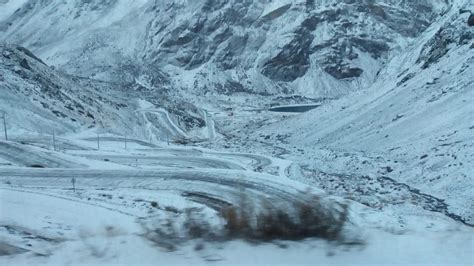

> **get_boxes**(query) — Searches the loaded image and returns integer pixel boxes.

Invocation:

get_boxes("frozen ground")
[0,133,472,265]
[0,1,472,264]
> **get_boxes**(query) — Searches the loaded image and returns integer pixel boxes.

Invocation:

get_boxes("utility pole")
[124,135,128,149]
[97,133,100,150]
[166,132,169,146]
[1,111,7,141]
[52,130,56,151]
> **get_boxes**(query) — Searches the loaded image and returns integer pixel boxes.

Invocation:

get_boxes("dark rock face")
[468,14,474,26]
[73,0,118,14]
[19,58,31,70]
[417,27,456,69]
[307,1,436,80]
[15,47,46,65]
[350,38,390,59]
[301,16,322,31]
[416,8,474,71]
[261,29,313,82]
[202,0,227,12]
[416,12,473,70]
[215,80,251,95]
[152,1,257,70]
[396,72,416,87]
[356,2,433,38]
[459,32,473,45]
[0,0,450,96]
[216,35,248,70]
[149,1,437,84]
[260,4,292,22]
[324,65,363,80]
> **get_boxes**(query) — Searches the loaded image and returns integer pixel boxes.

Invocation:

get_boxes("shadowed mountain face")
[0,0,450,99]
[0,0,470,141]
[0,44,209,138]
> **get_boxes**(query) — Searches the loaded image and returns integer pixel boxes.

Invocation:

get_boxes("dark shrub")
[142,192,351,250]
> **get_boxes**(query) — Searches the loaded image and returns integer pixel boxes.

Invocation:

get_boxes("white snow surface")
[256,4,474,224]
[0,135,472,265]
[0,0,473,265]
[0,0,28,19]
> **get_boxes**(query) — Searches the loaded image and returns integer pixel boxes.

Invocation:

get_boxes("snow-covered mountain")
[0,43,213,140]
[1,0,472,215]
[256,2,473,223]
[0,1,473,264]
[0,0,451,99]
[0,0,465,136]
[1,1,472,158]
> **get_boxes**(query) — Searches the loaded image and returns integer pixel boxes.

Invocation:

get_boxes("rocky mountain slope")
[257,2,474,223]
[0,44,211,140]
[0,0,451,101]
[0,0,461,138]
[0,1,473,264]
[0,0,472,222]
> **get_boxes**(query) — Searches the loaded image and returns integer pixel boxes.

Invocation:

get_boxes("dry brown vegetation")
[142,192,350,251]
[220,194,348,241]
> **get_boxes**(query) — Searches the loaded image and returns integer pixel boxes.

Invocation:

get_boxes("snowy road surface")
[75,154,246,170]
[0,135,472,265]
[0,168,311,208]
[0,142,83,168]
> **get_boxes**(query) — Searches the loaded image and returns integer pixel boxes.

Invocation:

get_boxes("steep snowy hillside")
[0,1,473,264]
[0,0,450,102]
[257,2,474,223]
[0,1,471,215]
[0,44,212,140]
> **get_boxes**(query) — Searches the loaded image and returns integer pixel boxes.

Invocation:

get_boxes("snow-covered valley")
[0,0,473,265]
[0,134,472,265]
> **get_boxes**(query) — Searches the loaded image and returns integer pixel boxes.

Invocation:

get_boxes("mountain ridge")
[0,0,454,99]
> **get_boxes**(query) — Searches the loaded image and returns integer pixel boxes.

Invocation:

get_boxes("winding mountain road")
[0,168,312,210]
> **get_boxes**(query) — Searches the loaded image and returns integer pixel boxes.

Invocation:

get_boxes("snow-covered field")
[0,134,472,265]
